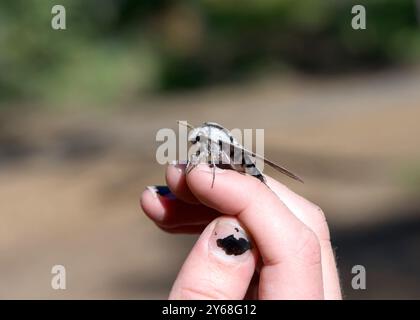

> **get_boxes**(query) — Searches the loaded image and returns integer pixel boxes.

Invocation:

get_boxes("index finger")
[185,165,324,299]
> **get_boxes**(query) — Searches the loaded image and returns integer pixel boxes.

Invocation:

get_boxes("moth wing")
[258,156,304,183]
[207,136,304,183]
[220,149,232,165]
[177,120,195,130]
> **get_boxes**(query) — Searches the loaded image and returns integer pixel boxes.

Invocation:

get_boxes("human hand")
[140,163,341,299]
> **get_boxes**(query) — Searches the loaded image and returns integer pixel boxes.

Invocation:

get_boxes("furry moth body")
[182,121,303,188]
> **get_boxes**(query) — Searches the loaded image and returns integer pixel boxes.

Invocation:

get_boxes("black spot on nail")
[216,234,251,256]
[235,227,239,232]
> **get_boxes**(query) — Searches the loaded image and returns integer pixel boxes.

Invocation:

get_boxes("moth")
[179,121,303,188]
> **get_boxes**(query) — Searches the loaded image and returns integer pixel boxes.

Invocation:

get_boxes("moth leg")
[209,152,218,188]
[185,157,196,174]
[186,152,199,174]
[186,149,207,174]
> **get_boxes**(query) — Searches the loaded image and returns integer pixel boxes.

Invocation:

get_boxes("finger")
[244,272,259,300]
[157,224,206,234]
[186,165,324,299]
[169,216,258,299]
[140,186,219,229]
[163,162,341,298]
[166,162,200,204]
[265,176,342,299]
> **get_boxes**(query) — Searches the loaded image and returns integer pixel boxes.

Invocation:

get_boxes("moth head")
[188,128,202,144]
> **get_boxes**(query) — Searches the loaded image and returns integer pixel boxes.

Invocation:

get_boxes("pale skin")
[140,163,342,299]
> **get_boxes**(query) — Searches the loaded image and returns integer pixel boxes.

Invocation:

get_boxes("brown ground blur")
[1,68,420,299]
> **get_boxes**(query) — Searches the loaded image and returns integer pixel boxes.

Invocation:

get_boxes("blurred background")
[1,0,420,299]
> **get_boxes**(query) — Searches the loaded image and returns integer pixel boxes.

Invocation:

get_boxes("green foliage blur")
[0,0,419,107]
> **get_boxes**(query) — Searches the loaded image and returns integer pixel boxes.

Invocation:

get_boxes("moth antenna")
[177,120,195,130]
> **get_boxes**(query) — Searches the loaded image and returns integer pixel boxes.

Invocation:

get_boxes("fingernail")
[209,219,252,262]
[169,160,187,173]
[146,186,176,200]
